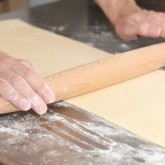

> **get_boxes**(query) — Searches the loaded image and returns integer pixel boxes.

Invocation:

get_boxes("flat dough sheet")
[0,19,165,147]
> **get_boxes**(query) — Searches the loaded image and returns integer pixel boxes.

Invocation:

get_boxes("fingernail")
[156,27,161,36]
[8,94,17,101]
[149,26,161,36]
[21,99,31,111]
[44,84,55,103]
[36,103,47,115]
[30,95,47,115]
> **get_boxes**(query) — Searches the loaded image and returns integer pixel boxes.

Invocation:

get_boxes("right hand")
[115,9,165,40]
[0,51,55,115]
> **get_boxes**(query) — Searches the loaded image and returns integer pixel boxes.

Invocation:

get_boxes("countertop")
[0,0,165,165]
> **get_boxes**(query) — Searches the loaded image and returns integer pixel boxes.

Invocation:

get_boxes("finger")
[28,94,48,115]
[148,26,162,38]
[160,25,165,38]
[122,25,139,40]
[0,70,47,115]
[0,78,31,111]
[11,61,55,104]
[115,19,139,41]
[138,24,162,38]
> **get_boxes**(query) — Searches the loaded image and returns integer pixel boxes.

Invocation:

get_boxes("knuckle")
[0,78,7,87]
[7,93,17,102]
[10,74,22,85]
[36,83,45,93]
[24,68,35,78]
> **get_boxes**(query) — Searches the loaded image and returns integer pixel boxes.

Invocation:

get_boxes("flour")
[0,103,165,165]
[53,101,71,108]
[37,24,68,33]
[119,43,130,51]
[57,26,66,32]
[36,23,131,54]
[86,42,94,47]
[71,25,132,54]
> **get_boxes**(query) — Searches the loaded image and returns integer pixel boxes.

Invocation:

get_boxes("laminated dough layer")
[0,19,164,147]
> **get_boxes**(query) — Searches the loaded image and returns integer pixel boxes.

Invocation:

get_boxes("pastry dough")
[67,70,165,147]
[0,19,164,147]
[0,20,110,77]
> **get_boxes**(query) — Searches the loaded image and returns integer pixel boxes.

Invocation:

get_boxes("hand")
[0,52,55,115]
[115,9,165,40]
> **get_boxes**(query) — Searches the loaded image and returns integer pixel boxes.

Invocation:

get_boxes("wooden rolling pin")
[1,43,165,114]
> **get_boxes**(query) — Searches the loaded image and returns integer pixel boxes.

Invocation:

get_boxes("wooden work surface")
[0,0,165,165]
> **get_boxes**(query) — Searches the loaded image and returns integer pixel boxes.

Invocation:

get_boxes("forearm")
[95,0,140,25]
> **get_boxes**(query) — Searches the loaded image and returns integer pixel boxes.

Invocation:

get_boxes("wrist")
[95,0,141,25]
[115,4,141,24]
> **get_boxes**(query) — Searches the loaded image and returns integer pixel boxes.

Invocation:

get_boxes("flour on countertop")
[72,25,132,54]
[0,102,165,165]
[38,23,131,54]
